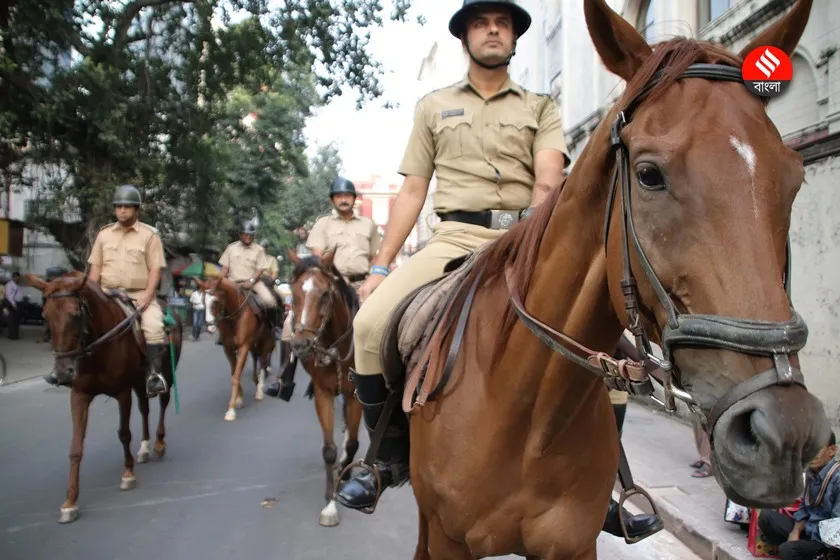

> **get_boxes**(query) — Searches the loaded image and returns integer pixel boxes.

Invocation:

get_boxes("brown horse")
[286,249,363,527]
[26,271,182,524]
[199,276,275,421]
[388,1,831,558]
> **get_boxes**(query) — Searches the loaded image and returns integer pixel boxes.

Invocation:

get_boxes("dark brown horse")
[26,271,182,524]
[286,249,363,527]
[199,276,275,421]
[391,1,830,558]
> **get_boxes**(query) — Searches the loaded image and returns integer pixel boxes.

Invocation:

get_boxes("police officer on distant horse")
[84,184,168,397]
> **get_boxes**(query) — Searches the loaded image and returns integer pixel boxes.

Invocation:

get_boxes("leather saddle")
[380,248,485,396]
[103,289,155,356]
[239,277,284,319]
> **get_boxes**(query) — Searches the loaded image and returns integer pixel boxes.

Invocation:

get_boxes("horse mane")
[45,271,113,307]
[426,37,751,368]
[292,256,360,316]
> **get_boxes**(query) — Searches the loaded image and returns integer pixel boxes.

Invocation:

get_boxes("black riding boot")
[602,498,663,541]
[335,372,410,512]
[146,344,169,398]
[264,341,297,401]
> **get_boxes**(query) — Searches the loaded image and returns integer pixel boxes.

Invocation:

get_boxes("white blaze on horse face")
[729,135,758,219]
[300,277,316,329]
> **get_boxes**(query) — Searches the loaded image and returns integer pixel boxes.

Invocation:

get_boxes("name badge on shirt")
[440,108,465,120]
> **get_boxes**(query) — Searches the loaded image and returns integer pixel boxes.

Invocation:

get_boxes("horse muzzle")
[47,359,77,387]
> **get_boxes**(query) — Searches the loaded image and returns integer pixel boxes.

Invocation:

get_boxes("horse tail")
[304,381,315,400]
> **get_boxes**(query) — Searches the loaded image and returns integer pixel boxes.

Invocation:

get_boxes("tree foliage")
[0,0,416,266]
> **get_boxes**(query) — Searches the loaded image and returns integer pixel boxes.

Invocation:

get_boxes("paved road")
[0,338,699,559]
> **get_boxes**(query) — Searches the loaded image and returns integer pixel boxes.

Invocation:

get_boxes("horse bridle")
[508,63,808,434]
[45,271,141,360]
[292,267,355,370]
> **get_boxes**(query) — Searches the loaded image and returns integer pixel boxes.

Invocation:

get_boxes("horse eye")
[635,163,666,191]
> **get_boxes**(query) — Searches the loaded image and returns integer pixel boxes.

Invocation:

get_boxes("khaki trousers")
[353,222,505,375]
[250,281,277,309]
[126,291,166,345]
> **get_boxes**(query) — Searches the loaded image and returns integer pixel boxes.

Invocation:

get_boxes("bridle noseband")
[510,63,807,434]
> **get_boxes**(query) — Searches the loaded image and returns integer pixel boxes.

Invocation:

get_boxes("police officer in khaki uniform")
[265,177,381,400]
[218,222,281,312]
[87,185,169,397]
[336,0,662,541]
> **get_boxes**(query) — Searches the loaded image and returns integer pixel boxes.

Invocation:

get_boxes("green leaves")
[2,0,417,261]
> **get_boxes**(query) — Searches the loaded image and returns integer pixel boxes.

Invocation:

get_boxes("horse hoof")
[319,500,340,527]
[120,475,137,491]
[224,409,236,422]
[59,506,80,524]
[234,397,244,409]
[153,443,166,458]
[254,391,264,401]
[137,440,151,464]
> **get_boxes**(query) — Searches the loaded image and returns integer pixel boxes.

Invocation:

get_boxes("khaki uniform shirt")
[218,241,271,283]
[399,77,570,213]
[307,211,381,276]
[88,221,166,291]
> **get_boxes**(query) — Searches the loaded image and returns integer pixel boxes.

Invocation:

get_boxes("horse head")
[26,271,95,386]
[583,0,827,507]
[286,247,352,361]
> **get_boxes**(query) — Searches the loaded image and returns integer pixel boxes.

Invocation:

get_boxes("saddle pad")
[396,248,484,374]
[110,293,146,354]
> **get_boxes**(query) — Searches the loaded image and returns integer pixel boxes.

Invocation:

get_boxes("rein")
[506,63,807,433]
[46,273,141,359]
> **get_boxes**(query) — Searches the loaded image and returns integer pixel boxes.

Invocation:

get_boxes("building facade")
[509,0,840,428]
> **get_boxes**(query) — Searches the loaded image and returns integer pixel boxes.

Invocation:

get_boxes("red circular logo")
[741,46,792,98]
[742,46,793,81]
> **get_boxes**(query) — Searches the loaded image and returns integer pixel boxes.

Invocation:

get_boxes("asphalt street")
[0,337,699,559]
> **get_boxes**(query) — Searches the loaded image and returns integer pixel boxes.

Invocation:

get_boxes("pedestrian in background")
[189,284,206,341]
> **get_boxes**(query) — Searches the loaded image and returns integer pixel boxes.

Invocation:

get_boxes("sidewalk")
[622,401,755,560]
[0,324,54,386]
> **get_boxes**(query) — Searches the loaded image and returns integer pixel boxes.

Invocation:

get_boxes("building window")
[699,0,732,28]
[637,0,657,42]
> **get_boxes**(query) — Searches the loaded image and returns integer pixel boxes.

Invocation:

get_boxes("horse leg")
[136,390,151,464]
[413,508,431,560]
[154,391,170,458]
[427,515,473,560]
[313,382,340,527]
[225,343,249,421]
[338,391,362,478]
[117,390,137,491]
[60,390,93,524]
[253,346,266,401]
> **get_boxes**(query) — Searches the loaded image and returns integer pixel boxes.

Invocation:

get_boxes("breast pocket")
[103,243,120,264]
[435,114,473,161]
[499,115,538,160]
[126,247,146,265]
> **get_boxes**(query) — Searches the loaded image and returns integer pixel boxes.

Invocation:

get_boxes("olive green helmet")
[113,184,142,207]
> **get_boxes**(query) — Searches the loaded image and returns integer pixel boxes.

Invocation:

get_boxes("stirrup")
[147,373,169,395]
[335,460,384,515]
[617,485,662,544]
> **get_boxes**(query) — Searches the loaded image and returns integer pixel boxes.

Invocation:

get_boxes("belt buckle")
[489,210,519,230]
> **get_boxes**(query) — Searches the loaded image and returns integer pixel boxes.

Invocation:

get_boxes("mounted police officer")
[265,176,381,400]
[86,184,168,397]
[334,0,662,542]
[218,221,282,330]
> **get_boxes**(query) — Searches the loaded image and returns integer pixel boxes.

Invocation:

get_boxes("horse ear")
[584,0,653,82]
[321,247,336,269]
[738,0,813,59]
[24,274,48,292]
[287,248,300,265]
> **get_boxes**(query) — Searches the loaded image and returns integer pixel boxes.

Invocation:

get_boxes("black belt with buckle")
[346,273,368,283]
[437,209,526,230]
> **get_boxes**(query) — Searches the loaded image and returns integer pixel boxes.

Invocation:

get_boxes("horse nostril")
[726,407,782,455]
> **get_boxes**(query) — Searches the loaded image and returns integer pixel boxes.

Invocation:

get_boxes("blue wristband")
[370,265,389,277]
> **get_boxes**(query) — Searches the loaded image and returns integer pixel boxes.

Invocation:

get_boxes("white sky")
[303,1,466,180]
